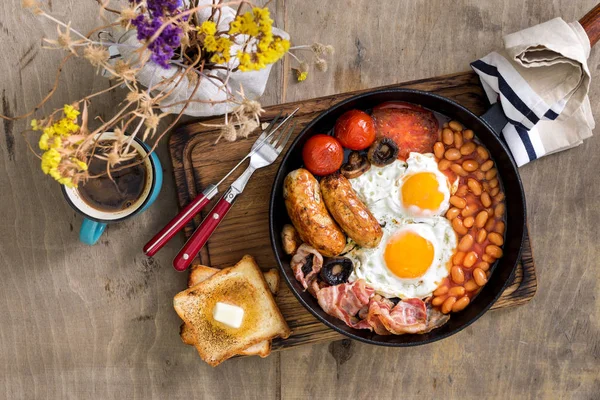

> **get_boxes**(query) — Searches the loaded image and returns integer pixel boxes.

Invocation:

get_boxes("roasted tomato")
[334,110,376,150]
[302,134,344,176]
[372,102,439,160]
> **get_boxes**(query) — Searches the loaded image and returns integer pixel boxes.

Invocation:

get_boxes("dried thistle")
[43,23,79,55]
[84,45,110,71]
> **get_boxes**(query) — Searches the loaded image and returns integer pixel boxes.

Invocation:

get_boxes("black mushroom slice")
[320,257,354,286]
[341,151,371,179]
[367,137,399,166]
[301,255,314,277]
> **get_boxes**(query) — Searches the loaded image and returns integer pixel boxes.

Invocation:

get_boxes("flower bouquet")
[9,0,331,188]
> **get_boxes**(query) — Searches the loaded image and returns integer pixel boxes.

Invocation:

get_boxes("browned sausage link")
[320,173,383,248]
[283,169,346,257]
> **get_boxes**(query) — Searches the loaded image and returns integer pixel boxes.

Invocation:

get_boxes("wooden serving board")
[169,71,537,350]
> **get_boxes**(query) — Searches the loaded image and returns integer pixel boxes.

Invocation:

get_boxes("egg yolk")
[384,231,434,278]
[401,172,445,211]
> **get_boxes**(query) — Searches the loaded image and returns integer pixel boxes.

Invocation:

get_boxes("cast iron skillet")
[269,89,526,346]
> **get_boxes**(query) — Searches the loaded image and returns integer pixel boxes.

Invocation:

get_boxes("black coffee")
[78,146,147,212]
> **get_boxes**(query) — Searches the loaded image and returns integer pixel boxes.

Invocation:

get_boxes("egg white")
[347,218,456,299]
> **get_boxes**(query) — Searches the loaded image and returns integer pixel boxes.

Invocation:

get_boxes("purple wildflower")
[130,0,184,68]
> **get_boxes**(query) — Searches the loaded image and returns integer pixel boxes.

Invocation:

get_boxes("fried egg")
[347,218,456,298]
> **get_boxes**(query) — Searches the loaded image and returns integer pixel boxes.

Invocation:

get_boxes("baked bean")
[494,203,505,218]
[484,218,495,232]
[455,185,468,197]
[480,160,494,172]
[485,208,494,217]
[449,121,463,132]
[473,268,488,286]
[450,196,467,208]
[464,279,478,292]
[451,163,468,177]
[464,251,478,268]
[467,178,482,195]
[453,251,466,265]
[494,221,506,234]
[441,296,457,314]
[451,266,465,284]
[460,142,476,155]
[452,218,469,235]
[475,211,488,228]
[474,170,485,180]
[485,168,497,180]
[488,232,504,246]
[476,229,487,244]
[480,192,492,207]
[463,216,474,228]
[433,286,449,296]
[463,129,474,140]
[476,146,490,161]
[452,296,470,312]
[446,207,461,220]
[490,186,500,197]
[494,192,505,203]
[433,142,445,159]
[438,159,452,171]
[462,160,479,172]
[461,204,477,217]
[475,261,490,271]
[443,122,449,128]
[449,286,466,297]
[453,132,463,149]
[458,234,474,252]
[482,254,495,263]
[445,148,461,161]
[442,128,454,145]
[489,178,499,188]
[482,181,491,193]
[486,245,503,258]
[432,295,447,306]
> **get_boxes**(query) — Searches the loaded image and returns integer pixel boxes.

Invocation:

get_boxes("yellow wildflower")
[72,158,88,171]
[38,132,62,151]
[41,148,61,174]
[297,71,308,82]
[31,119,42,131]
[63,104,80,120]
[203,35,217,52]
[198,21,217,36]
[229,10,260,36]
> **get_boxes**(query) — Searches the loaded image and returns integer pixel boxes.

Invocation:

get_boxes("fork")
[172,114,297,271]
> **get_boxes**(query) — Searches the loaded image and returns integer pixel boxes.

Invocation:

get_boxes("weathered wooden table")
[1,1,598,399]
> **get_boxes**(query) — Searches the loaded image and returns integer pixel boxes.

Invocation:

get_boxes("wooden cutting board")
[168,71,537,350]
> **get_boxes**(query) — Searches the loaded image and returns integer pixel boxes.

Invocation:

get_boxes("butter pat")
[212,302,244,328]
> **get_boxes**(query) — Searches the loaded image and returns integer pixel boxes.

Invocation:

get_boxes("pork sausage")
[320,173,383,248]
[283,169,346,257]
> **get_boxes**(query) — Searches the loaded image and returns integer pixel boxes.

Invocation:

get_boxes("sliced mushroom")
[281,224,302,255]
[320,257,354,286]
[367,137,399,166]
[341,151,371,179]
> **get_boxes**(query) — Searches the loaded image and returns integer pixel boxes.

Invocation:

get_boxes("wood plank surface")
[169,70,538,350]
[0,0,598,399]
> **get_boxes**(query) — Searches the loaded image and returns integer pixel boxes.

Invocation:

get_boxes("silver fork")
[173,110,298,271]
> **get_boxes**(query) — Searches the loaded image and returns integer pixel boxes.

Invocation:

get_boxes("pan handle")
[580,3,600,47]
[480,102,508,137]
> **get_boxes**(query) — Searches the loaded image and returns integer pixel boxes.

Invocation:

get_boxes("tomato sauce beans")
[432,122,506,313]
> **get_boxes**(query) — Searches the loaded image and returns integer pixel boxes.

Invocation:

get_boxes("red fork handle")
[172,188,237,271]
[143,185,217,257]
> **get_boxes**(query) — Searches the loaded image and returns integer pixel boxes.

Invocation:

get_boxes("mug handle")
[80,218,107,245]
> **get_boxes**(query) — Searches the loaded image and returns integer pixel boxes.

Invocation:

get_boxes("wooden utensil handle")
[580,3,600,47]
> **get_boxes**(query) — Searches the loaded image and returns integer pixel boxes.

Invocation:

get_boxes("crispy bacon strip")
[316,279,375,328]
[290,244,323,290]
[366,297,428,334]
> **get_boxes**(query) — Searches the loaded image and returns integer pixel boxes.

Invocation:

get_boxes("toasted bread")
[174,255,291,366]
[182,265,280,357]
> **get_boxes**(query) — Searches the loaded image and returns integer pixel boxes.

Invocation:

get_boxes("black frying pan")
[269,89,526,346]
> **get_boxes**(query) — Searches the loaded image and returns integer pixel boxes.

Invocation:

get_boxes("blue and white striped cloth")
[470,18,594,167]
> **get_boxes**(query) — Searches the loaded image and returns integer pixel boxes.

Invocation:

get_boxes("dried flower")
[43,23,78,55]
[295,70,308,82]
[84,45,110,70]
[114,60,137,82]
[315,58,328,72]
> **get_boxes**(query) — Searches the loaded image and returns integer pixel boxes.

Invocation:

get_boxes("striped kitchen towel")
[471,18,595,167]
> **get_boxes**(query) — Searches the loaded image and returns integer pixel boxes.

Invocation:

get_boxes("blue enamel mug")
[61,132,162,245]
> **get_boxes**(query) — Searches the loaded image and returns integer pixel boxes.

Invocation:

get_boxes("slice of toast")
[181,264,281,357]
[174,255,291,366]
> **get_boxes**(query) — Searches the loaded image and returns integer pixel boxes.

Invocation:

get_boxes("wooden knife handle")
[580,3,600,47]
